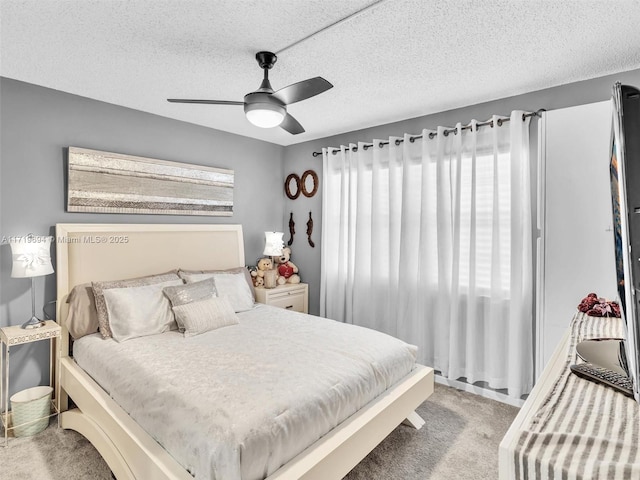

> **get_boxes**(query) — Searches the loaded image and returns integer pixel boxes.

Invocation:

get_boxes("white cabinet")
[537,100,617,375]
[254,284,309,313]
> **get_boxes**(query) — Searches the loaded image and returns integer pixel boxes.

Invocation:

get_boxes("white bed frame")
[55,223,434,480]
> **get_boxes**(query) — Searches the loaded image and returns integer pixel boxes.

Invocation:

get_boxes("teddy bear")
[247,265,263,288]
[275,247,300,285]
[250,258,273,287]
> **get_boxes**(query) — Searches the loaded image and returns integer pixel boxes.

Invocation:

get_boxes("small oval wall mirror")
[301,170,318,198]
[285,173,301,200]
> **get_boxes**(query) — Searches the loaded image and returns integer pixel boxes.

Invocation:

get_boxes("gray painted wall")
[4,67,640,396]
[284,68,640,316]
[0,77,285,396]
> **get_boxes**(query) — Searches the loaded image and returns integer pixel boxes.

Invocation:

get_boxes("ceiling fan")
[167,51,333,135]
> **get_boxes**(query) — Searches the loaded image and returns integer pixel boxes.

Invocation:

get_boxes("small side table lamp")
[9,234,55,329]
[263,231,284,289]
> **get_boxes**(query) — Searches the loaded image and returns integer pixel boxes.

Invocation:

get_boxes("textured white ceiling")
[2,0,640,146]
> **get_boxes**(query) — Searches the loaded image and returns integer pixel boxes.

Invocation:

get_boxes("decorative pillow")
[102,279,184,342]
[179,270,254,312]
[172,296,239,337]
[66,283,99,340]
[178,267,255,301]
[163,278,216,332]
[92,270,181,338]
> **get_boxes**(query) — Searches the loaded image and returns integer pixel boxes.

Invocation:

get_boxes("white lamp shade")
[263,231,284,256]
[9,235,54,278]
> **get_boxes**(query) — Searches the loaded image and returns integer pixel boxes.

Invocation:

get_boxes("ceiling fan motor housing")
[244,91,285,110]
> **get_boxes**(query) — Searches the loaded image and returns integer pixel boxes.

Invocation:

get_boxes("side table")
[254,283,309,313]
[0,320,61,445]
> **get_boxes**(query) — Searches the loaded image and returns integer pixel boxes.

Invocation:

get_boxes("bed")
[55,223,434,480]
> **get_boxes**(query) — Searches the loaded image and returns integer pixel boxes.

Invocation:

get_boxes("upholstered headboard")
[55,223,245,356]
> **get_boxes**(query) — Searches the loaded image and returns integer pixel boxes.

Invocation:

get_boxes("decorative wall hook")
[306,211,315,248]
[288,212,295,246]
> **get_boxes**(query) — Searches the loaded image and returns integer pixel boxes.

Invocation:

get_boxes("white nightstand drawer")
[254,283,308,313]
[268,291,306,312]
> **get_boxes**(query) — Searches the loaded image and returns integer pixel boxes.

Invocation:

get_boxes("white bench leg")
[401,411,425,430]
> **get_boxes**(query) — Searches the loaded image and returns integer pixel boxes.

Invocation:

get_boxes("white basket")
[10,386,53,437]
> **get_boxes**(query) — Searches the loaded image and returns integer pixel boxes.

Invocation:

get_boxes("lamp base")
[264,269,278,289]
[21,316,46,329]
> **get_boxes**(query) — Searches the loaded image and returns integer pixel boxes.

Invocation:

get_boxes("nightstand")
[254,283,308,313]
[0,320,61,445]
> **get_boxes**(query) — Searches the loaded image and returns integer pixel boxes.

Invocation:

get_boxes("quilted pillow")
[92,270,181,338]
[172,296,239,337]
[163,278,217,332]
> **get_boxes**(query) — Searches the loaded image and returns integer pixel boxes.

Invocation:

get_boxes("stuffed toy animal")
[251,257,274,287]
[275,247,300,285]
[247,265,261,288]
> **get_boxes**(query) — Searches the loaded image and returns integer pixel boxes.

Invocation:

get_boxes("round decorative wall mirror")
[285,173,301,200]
[301,170,318,198]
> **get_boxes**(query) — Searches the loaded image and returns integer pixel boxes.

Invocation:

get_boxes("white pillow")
[103,279,183,342]
[163,279,217,332]
[182,272,254,312]
[172,296,239,337]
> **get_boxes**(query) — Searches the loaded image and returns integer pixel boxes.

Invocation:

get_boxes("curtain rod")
[311,109,546,157]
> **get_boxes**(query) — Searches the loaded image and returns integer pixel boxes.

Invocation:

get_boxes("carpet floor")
[0,383,518,479]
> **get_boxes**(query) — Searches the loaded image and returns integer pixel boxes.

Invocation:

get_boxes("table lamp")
[263,231,284,289]
[9,234,54,329]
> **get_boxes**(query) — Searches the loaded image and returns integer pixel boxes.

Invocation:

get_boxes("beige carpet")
[0,383,518,480]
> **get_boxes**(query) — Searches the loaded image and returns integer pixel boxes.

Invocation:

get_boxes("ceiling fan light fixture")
[245,102,285,128]
[168,51,332,134]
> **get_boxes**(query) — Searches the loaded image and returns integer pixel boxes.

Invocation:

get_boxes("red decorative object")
[278,264,294,278]
[577,293,621,318]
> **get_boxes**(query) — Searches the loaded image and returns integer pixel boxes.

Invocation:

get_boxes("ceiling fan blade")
[273,77,333,105]
[167,99,244,105]
[280,113,305,135]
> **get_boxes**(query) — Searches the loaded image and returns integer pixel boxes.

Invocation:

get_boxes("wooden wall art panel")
[67,147,234,216]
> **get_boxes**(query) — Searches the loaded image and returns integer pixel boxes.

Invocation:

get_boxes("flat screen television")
[573,83,640,404]
[609,82,640,404]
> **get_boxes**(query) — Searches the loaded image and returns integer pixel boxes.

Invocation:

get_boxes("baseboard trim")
[434,375,525,408]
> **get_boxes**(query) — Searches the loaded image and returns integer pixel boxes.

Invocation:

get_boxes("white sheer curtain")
[320,111,533,398]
